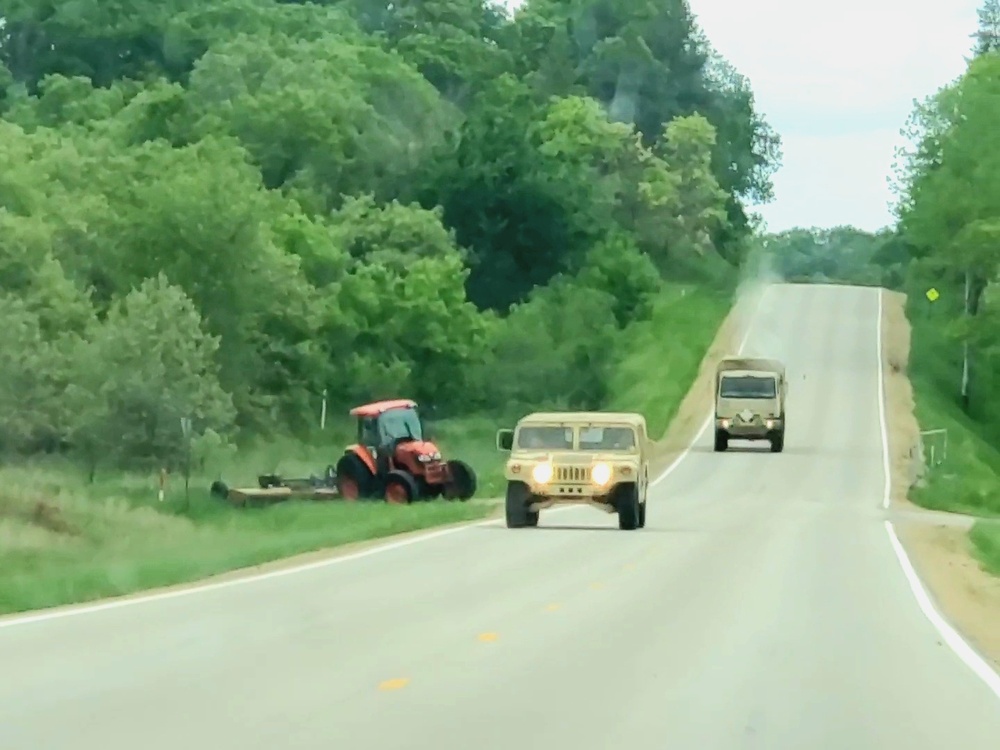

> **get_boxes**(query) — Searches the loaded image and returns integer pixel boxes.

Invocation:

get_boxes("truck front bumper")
[716,417,782,439]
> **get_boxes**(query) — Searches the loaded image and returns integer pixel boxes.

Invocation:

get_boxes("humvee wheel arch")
[613,483,641,531]
[505,481,538,528]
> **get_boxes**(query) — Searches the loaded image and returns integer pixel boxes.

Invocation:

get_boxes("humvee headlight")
[720,418,730,428]
[765,419,774,429]
[531,462,553,484]
[591,462,612,486]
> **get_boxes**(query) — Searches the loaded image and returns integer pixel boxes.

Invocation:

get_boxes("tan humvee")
[713,356,787,453]
[496,411,649,530]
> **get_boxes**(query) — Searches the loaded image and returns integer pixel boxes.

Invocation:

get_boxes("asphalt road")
[2,283,999,749]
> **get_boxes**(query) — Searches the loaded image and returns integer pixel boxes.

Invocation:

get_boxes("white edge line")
[876,287,1000,699]
[876,289,891,510]
[0,284,773,629]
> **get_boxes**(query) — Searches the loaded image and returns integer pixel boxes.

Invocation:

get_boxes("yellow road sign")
[926,288,939,302]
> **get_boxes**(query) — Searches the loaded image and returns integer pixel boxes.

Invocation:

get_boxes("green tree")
[65,275,236,476]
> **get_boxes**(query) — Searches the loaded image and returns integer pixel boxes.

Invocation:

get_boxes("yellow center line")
[378,678,409,691]
[477,632,499,642]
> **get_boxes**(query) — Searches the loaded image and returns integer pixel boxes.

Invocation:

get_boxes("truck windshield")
[720,375,776,399]
[516,426,573,450]
[578,426,636,450]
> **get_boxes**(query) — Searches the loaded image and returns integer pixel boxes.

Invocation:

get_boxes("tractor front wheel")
[443,460,477,501]
[335,452,374,501]
[385,470,419,504]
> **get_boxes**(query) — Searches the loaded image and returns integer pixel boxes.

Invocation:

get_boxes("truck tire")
[615,484,641,530]
[638,500,646,528]
[770,430,785,453]
[505,481,538,528]
[713,429,729,452]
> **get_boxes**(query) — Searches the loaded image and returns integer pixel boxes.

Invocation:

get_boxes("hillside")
[0,1,780,614]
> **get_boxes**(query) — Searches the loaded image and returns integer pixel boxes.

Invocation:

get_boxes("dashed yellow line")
[477,631,499,642]
[589,582,605,590]
[378,677,409,691]
[544,603,561,612]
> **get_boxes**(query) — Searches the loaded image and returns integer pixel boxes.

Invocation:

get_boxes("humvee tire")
[615,484,641,530]
[769,430,785,453]
[505,481,538,528]
[638,500,646,528]
[713,429,728,452]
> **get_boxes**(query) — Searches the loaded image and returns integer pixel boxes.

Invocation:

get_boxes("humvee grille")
[556,466,587,482]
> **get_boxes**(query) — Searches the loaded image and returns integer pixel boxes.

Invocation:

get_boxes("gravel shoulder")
[881,289,1000,669]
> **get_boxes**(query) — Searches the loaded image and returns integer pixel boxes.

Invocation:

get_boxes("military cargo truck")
[713,356,787,453]
[496,411,649,530]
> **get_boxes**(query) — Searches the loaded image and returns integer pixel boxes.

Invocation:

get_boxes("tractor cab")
[355,399,424,453]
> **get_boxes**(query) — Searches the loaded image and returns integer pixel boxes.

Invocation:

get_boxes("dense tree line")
[0,0,779,471]
[748,226,900,288]
[890,4,1000,430]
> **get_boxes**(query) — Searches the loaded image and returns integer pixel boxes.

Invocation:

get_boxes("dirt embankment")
[881,290,1000,669]
[647,280,771,476]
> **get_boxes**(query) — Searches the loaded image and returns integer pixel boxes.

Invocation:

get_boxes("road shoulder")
[881,288,1000,669]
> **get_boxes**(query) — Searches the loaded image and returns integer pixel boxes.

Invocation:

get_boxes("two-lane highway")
[2,283,999,749]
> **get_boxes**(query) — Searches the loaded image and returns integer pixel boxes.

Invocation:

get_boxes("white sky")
[688,1,981,232]
[504,1,981,232]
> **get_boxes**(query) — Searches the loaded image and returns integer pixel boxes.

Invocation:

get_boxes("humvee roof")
[516,411,646,428]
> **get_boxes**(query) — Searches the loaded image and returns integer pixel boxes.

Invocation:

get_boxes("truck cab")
[713,357,786,453]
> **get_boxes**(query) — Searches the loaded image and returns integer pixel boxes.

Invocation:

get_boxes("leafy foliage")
[0,0,778,468]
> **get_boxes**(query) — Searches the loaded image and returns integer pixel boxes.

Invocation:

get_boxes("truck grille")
[556,466,587,482]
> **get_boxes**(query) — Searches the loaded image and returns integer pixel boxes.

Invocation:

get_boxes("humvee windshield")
[516,426,573,450]
[720,375,777,399]
[579,426,636,450]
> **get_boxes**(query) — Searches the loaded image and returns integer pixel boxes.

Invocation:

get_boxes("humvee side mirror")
[496,429,513,451]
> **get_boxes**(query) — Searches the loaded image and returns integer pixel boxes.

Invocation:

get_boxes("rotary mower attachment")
[209,465,339,507]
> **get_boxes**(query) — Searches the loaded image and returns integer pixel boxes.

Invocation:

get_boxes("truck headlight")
[532,462,553,484]
[591,462,612,486]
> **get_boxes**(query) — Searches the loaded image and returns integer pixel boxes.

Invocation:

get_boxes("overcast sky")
[688,1,981,232]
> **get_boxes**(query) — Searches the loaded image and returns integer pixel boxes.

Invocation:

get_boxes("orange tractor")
[334,399,477,504]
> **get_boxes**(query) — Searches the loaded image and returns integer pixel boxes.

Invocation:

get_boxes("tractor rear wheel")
[443,460,477,501]
[335,452,374,501]
[384,470,418,504]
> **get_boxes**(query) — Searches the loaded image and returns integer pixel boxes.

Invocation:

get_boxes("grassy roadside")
[906,312,1000,576]
[0,282,732,615]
